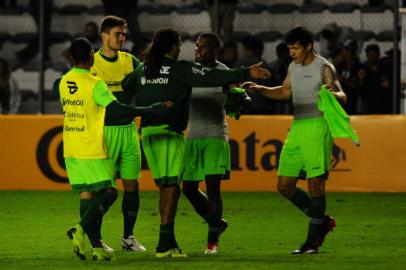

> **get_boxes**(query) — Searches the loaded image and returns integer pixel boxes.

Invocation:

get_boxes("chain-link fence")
[0,0,400,114]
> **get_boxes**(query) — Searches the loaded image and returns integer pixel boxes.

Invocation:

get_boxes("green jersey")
[122,57,250,132]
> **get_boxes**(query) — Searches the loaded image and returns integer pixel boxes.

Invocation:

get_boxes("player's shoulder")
[317,55,333,66]
[215,60,229,70]
[89,73,106,85]
[118,50,135,59]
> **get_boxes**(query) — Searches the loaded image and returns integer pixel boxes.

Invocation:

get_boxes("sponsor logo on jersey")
[160,66,171,74]
[141,76,169,85]
[191,67,205,76]
[61,98,84,106]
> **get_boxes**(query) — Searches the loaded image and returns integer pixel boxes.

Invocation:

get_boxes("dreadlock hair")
[143,27,180,79]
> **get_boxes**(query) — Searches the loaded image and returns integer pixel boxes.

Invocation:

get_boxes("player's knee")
[122,180,139,191]
[106,188,118,202]
[277,182,295,198]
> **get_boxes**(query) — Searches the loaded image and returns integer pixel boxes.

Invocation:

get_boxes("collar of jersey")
[72,67,90,73]
[164,54,173,59]
[98,49,118,62]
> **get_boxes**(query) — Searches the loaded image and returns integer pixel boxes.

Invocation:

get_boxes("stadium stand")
[0,0,397,114]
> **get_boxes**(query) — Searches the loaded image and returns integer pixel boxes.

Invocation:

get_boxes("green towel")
[318,85,360,146]
[224,87,251,120]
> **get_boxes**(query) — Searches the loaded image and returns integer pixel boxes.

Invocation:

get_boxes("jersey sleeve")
[172,60,249,87]
[122,63,143,92]
[93,80,117,107]
[53,77,61,98]
[130,53,141,70]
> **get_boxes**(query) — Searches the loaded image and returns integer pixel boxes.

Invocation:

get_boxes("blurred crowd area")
[0,0,400,115]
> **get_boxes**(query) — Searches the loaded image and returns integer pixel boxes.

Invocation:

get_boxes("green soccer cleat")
[169,248,187,258]
[155,249,172,258]
[67,224,86,260]
[155,248,187,258]
[92,247,113,261]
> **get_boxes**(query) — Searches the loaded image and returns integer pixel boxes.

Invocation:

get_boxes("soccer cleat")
[92,247,113,261]
[291,242,319,255]
[169,248,188,258]
[155,249,172,258]
[204,242,219,255]
[318,215,336,246]
[100,240,114,253]
[67,224,86,260]
[121,235,146,252]
[155,248,187,258]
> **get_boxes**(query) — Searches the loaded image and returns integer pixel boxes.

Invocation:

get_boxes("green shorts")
[105,123,141,180]
[278,117,333,179]
[183,138,230,181]
[141,125,184,187]
[65,157,116,193]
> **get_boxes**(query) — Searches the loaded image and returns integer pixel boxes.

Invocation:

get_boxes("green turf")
[0,191,405,270]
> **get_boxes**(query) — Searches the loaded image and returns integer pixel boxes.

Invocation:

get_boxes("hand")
[248,62,271,80]
[241,81,262,94]
[150,101,172,113]
[162,101,173,108]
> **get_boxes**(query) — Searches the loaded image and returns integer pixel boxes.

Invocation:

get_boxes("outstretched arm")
[241,69,292,100]
[322,64,347,104]
[106,100,172,118]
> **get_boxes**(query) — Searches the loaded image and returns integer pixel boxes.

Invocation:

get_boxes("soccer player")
[90,15,145,252]
[58,38,171,261]
[182,32,232,255]
[122,27,270,258]
[242,26,345,254]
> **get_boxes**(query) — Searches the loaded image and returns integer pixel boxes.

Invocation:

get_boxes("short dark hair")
[0,57,10,78]
[365,44,380,54]
[69,38,92,64]
[285,26,314,47]
[242,35,264,57]
[100,15,127,34]
[198,32,222,50]
[85,21,98,31]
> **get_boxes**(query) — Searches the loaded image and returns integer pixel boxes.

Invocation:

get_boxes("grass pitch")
[0,191,405,270]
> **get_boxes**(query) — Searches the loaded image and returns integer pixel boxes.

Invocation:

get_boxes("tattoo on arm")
[322,64,342,93]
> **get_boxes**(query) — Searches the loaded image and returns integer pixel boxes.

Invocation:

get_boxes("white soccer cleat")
[204,242,219,255]
[100,240,115,253]
[121,235,146,252]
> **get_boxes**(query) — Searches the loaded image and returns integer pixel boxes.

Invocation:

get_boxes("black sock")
[80,199,92,219]
[183,184,209,222]
[157,224,172,252]
[122,191,140,238]
[207,212,222,243]
[79,198,101,247]
[168,223,178,249]
[306,196,326,246]
[80,189,118,247]
[289,188,311,216]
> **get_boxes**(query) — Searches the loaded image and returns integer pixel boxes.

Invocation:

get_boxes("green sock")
[306,196,326,245]
[289,188,311,216]
[157,224,172,252]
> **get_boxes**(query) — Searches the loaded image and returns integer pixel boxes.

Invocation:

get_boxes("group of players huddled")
[57,15,346,261]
